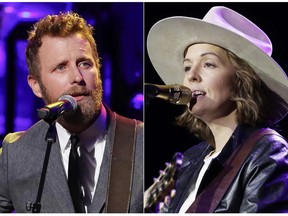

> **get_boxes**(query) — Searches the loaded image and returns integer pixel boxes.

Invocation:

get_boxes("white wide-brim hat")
[147,6,288,123]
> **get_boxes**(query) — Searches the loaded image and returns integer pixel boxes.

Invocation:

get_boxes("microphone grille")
[58,95,78,110]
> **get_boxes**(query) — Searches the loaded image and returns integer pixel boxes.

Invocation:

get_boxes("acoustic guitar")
[144,152,183,213]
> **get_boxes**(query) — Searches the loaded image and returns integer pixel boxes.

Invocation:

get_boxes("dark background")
[144,2,288,189]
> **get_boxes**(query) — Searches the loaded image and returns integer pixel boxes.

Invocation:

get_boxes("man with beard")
[0,12,143,213]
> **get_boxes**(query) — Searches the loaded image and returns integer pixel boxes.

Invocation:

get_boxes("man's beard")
[39,79,103,127]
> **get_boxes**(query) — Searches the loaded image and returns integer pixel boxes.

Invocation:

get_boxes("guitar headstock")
[144,152,183,213]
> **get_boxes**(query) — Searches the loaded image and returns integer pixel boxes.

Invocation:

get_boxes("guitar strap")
[186,128,277,213]
[106,113,137,213]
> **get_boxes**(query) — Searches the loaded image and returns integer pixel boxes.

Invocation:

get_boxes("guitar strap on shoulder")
[106,113,137,213]
[186,128,277,213]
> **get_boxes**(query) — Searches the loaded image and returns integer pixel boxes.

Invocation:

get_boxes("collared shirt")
[57,104,107,209]
[179,150,221,213]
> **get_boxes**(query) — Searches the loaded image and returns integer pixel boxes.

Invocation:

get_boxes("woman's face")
[183,43,236,123]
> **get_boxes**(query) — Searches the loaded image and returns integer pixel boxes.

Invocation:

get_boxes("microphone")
[145,83,192,105]
[37,95,78,122]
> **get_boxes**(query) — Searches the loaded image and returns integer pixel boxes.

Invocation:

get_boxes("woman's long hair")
[176,47,287,147]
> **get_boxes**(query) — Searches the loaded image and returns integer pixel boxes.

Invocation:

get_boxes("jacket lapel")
[169,143,211,212]
[45,138,75,212]
[170,124,257,212]
[87,107,116,213]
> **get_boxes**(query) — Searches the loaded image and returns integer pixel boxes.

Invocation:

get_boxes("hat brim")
[147,16,288,107]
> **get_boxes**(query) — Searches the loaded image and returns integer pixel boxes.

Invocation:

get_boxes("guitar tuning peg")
[153,177,159,182]
[165,162,171,167]
[159,170,166,175]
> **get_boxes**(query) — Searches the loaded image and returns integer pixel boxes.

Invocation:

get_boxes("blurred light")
[130,93,143,110]
[135,71,141,78]
[0,41,6,77]
[4,6,15,14]
[18,11,32,18]
[0,115,5,134]
[87,18,96,27]
[103,54,112,106]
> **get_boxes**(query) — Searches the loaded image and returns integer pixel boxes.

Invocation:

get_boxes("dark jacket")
[0,106,144,213]
[168,124,288,213]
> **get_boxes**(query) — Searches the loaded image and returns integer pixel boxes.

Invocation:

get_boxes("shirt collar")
[78,104,107,153]
[56,104,107,153]
[57,123,71,154]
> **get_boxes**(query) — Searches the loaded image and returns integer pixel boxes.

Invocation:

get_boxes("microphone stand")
[26,119,57,213]
[26,96,77,212]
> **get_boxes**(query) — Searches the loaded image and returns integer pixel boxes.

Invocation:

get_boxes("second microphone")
[145,83,192,105]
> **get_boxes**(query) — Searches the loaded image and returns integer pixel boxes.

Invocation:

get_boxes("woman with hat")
[146,6,288,213]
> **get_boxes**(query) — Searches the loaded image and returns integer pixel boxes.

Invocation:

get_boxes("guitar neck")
[144,152,183,213]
